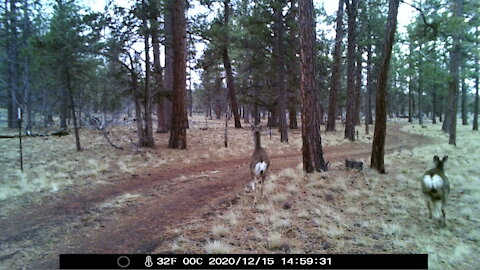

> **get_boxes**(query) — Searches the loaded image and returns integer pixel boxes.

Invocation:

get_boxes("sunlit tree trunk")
[299,0,327,173]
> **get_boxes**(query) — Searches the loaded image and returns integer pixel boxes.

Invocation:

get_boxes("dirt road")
[0,124,434,269]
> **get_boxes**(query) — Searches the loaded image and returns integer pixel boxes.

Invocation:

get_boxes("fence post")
[18,108,23,171]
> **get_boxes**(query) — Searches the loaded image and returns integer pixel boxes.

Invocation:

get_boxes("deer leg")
[259,176,265,203]
[426,198,433,219]
[253,177,258,206]
[441,199,447,227]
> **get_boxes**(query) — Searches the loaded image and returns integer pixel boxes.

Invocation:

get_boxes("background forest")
[1,0,480,269]
[1,0,478,151]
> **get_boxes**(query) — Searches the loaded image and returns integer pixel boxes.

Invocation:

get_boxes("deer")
[250,124,270,206]
[421,155,450,227]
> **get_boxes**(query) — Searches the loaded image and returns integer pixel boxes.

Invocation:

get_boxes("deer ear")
[433,155,440,164]
[442,156,448,163]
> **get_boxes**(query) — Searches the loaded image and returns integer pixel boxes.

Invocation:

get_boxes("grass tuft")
[204,240,231,254]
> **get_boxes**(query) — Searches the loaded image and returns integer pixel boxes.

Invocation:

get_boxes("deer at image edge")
[250,125,270,206]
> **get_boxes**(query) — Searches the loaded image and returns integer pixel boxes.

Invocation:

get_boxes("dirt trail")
[0,124,434,269]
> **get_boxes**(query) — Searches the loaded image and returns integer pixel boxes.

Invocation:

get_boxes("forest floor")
[0,116,479,270]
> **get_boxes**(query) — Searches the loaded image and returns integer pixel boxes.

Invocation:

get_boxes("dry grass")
[211,224,229,238]
[154,121,479,270]
[2,114,478,269]
[0,115,376,205]
[0,116,305,203]
[204,240,232,254]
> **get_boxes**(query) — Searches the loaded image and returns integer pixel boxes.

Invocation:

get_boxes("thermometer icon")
[145,255,153,267]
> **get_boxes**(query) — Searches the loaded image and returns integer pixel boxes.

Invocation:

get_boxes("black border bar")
[60,254,427,269]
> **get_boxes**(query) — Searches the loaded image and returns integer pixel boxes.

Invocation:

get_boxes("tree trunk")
[408,44,414,123]
[288,103,298,129]
[461,69,468,125]
[168,0,187,149]
[354,45,362,126]
[222,0,241,128]
[370,0,399,174]
[365,41,373,125]
[143,0,154,147]
[432,85,437,124]
[418,52,423,125]
[474,27,479,131]
[66,67,81,151]
[131,70,146,146]
[326,0,344,132]
[274,0,288,142]
[299,0,327,173]
[60,92,68,129]
[344,0,358,141]
[164,0,174,131]
[22,0,32,131]
[151,1,168,134]
[244,106,250,123]
[447,0,463,146]
[6,0,20,129]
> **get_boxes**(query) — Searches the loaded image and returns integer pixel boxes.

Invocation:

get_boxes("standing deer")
[250,124,270,206]
[421,155,450,227]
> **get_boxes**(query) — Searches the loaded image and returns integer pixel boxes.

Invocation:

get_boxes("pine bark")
[344,0,358,141]
[143,0,154,147]
[168,0,187,149]
[326,0,344,132]
[131,69,146,146]
[274,0,288,142]
[150,1,167,134]
[65,66,81,151]
[447,0,463,146]
[298,0,327,173]
[370,0,399,173]
[288,103,298,129]
[164,0,174,131]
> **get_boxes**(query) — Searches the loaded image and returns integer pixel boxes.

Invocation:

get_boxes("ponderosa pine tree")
[344,0,358,141]
[222,0,241,128]
[371,0,399,173]
[168,0,187,149]
[474,26,479,131]
[446,0,463,146]
[298,0,327,173]
[326,0,345,132]
[273,0,288,142]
